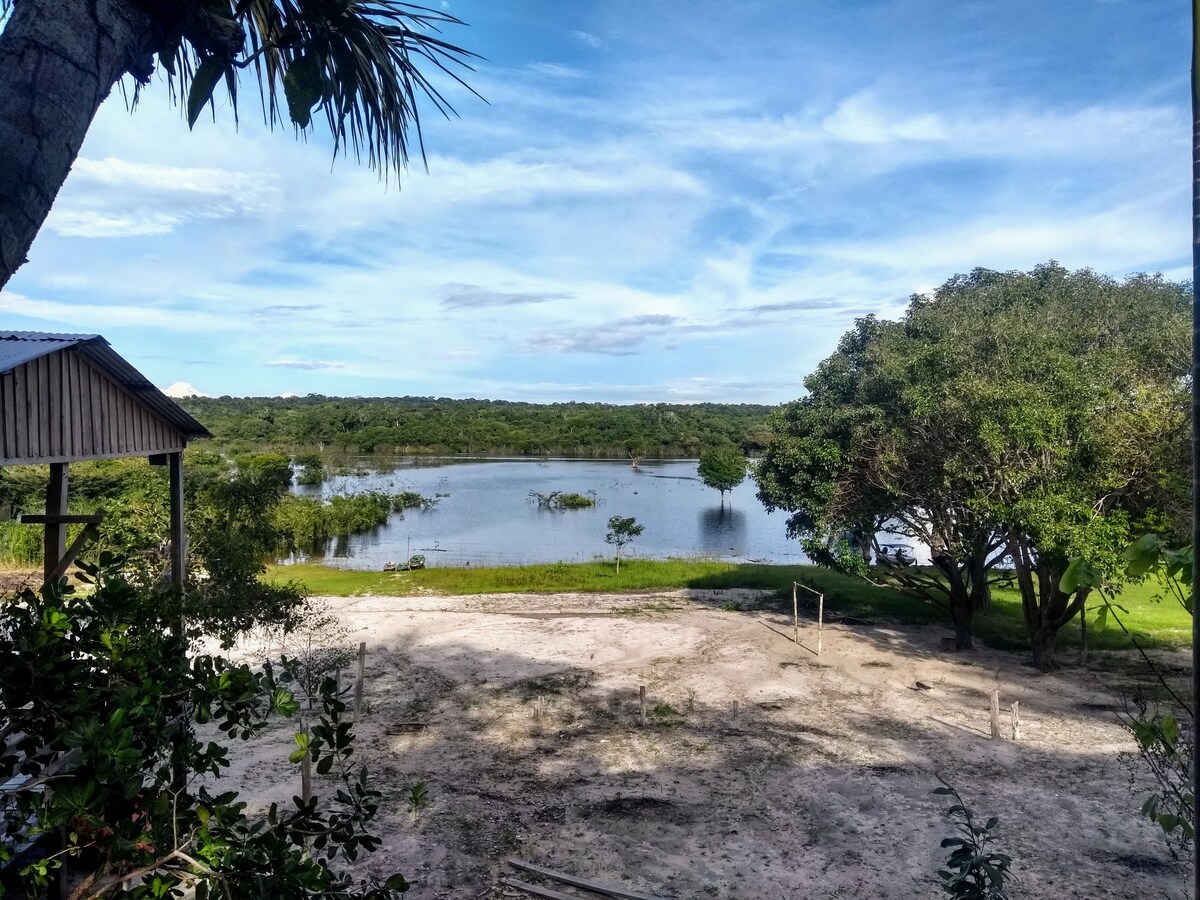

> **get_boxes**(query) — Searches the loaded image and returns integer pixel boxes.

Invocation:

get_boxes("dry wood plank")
[505,859,673,900]
[1,371,14,458]
[20,514,105,525]
[46,511,106,582]
[107,378,117,453]
[70,353,84,457]
[87,361,101,458]
[47,350,62,457]
[16,362,30,460]
[499,877,585,900]
[37,355,50,458]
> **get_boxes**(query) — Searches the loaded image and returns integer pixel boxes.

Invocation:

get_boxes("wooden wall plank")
[14,363,28,460]
[37,355,50,459]
[71,354,85,457]
[88,362,101,457]
[49,350,62,458]
[2,372,14,459]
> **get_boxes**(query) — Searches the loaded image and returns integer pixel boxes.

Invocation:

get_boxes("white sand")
[215,589,1188,899]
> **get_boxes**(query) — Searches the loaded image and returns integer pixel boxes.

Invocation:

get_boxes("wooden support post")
[817,593,824,656]
[43,462,67,585]
[168,452,185,596]
[301,723,312,804]
[1010,701,1021,741]
[732,700,739,728]
[792,582,799,644]
[1080,599,1088,666]
[990,690,1002,740]
[639,685,647,726]
[354,642,366,723]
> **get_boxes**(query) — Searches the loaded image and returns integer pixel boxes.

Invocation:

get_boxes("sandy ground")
[214,589,1190,899]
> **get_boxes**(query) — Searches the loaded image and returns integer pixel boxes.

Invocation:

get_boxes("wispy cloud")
[266,359,346,370]
[733,298,850,314]
[570,30,602,48]
[254,304,324,316]
[527,314,682,355]
[440,283,572,310]
[45,157,279,238]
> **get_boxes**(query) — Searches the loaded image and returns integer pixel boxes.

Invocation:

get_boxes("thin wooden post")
[1080,599,1088,666]
[792,582,799,644]
[353,641,366,723]
[43,462,67,584]
[639,685,647,726]
[301,722,312,804]
[1010,701,1021,741]
[168,452,185,596]
[732,700,739,728]
[817,593,824,655]
[990,690,1002,739]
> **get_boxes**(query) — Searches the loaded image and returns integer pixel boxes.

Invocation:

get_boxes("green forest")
[176,396,775,458]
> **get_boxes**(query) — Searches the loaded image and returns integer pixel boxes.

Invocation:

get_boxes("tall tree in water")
[0,0,478,289]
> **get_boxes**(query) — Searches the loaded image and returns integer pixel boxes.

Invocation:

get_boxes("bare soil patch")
[218,589,1189,899]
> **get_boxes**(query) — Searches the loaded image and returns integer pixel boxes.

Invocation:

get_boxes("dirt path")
[219,589,1189,899]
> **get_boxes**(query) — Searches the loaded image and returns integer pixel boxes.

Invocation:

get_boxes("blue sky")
[0,0,1190,402]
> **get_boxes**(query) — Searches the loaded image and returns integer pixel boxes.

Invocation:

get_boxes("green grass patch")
[269,560,1192,653]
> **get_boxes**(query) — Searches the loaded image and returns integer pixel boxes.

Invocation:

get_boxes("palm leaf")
[171,1,481,177]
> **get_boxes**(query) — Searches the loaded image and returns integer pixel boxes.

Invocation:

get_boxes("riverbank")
[215,589,1187,898]
[269,560,1193,654]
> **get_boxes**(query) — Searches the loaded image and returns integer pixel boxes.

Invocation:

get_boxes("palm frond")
[177,1,481,177]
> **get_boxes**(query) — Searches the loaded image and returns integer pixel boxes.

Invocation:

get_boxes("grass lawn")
[269,559,1192,654]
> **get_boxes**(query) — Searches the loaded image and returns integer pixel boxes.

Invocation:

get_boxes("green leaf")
[1124,533,1162,577]
[284,53,323,128]
[383,874,411,891]
[187,58,225,129]
[1059,557,1103,594]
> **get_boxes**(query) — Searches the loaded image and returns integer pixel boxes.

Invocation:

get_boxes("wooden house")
[0,331,211,586]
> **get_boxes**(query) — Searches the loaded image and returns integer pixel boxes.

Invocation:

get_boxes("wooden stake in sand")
[1011,701,1021,741]
[639,685,647,726]
[794,581,825,655]
[792,582,799,645]
[353,641,366,723]
[817,592,824,656]
[990,690,1002,740]
[300,722,312,804]
[732,699,739,728]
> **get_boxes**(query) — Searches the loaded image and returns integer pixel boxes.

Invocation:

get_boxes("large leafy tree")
[0,0,477,290]
[757,262,1191,666]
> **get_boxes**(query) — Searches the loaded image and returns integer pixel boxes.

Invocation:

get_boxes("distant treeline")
[177,396,776,457]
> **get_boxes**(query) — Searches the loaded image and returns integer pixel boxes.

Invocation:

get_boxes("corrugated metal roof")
[0,332,211,440]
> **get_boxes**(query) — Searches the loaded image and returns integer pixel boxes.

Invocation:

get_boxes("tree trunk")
[1007,533,1087,670]
[1030,626,1059,670]
[0,0,156,290]
[968,552,992,613]
[949,590,974,650]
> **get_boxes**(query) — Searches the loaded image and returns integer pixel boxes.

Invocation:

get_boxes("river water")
[293,457,810,569]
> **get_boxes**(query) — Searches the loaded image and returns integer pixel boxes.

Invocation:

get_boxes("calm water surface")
[294,457,809,569]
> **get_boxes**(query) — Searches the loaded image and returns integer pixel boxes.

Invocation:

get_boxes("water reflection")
[697,505,748,556]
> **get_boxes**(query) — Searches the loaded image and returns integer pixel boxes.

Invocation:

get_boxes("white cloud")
[44,156,280,238]
[162,381,210,398]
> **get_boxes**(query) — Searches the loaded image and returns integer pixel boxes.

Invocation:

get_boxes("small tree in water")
[605,516,644,573]
[697,447,747,506]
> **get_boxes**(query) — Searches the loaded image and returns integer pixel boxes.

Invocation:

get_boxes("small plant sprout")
[408,781,429,811]
[933,775,1012,899]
